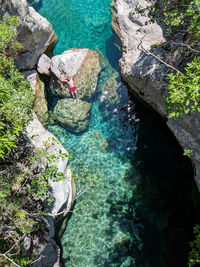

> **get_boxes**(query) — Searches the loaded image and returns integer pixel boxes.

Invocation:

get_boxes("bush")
[0,16,34,158]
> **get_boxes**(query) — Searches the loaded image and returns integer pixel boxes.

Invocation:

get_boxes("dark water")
[29,0,200,266]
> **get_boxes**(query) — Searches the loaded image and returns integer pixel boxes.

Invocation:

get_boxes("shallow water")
[30,0,199,266]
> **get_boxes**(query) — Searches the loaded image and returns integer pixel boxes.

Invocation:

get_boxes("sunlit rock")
[0,0,57,70]
[53,99,92,133]
[37,54,51,76]
[111,0,200,190]
[50,48,101,100]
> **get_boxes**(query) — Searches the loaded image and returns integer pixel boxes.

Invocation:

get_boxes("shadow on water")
[27,0,42,11]
[95,102,200,267]
[105,34,122,72]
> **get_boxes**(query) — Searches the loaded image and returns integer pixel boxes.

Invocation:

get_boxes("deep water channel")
[30,0,200,266]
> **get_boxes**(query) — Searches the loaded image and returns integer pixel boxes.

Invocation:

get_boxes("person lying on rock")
[58,74,78,100]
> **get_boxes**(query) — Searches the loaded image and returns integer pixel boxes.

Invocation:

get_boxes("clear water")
[31,0,198,266]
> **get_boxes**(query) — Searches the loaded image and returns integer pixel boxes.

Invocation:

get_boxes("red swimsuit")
[69,86,76,93]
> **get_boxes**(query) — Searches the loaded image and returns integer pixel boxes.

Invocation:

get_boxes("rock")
[26,71,73,216]
[22,70,49,124]
[81,130,109,153]
[33,239,60,267]
[22,69,38,89]
[37,54,51,76]
[26,112,73,265]
[0,0,57,70]
[111,0,200,190]
[33,77,49,124]
[100,76,119,104]
[25,72,74,266]
[53,99,92,133]
[27,114,73,215]
[50,48,101,100]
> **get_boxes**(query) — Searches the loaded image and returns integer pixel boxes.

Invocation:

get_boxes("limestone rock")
[50,48,101,100]
[33,239,60,267]
[53,99,92,133]
[22,70,49,124]
[25,72,74,266]
[37,54,51,76]
[111,0,200,190]
[0,0,57,70]
[22,69,38,89]
[34,77,49,124]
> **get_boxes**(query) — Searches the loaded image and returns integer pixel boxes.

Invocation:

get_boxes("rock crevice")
[111,0,200,190]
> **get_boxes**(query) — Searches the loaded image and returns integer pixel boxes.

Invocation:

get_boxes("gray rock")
[0,0,57,70]
[33,238,60,267]
[51,48,89,79]
[53,98,92,133]
[26,112,73,216]
[25,71,74,266]
[37,54,51,76]
[22,70,49,124]
[111,0,200,190]
[50,48,101,100]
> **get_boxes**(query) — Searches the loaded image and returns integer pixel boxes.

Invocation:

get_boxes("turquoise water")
[30,0,199,266]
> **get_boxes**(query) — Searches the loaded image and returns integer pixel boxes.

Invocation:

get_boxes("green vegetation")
[133,0,200,117]
[0,16,34,159]
[0,16,69,266]
[166,57,200,118]
[189,225,200,266]
[183,148,193,157]
[156,1,200,117]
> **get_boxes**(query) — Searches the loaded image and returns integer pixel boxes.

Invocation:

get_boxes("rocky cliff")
[111,0,200,191]
[0,0,57,70]
[0,1,73,266]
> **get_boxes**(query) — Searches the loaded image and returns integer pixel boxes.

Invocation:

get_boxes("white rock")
[0,0,57,70]
[112,0,200,190]
[51,48,89,80]
[37,54,51,75]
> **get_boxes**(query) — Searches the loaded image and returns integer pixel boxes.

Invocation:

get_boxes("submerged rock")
[0,0,57,70]
[50,48,101,100]
[100,76,119,104]
[53,99,92,133]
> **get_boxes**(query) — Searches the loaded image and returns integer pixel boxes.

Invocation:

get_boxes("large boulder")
[111,0,200,190]
[53,99,92,133]
[0,0,57,70]
[50,48,101,100]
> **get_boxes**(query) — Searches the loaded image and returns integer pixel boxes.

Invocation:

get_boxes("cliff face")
[111,0,200,191]
[0,1,72,266]
[0,0,57,70]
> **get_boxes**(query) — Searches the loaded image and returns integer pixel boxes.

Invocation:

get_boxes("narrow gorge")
[0,0,200,266]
